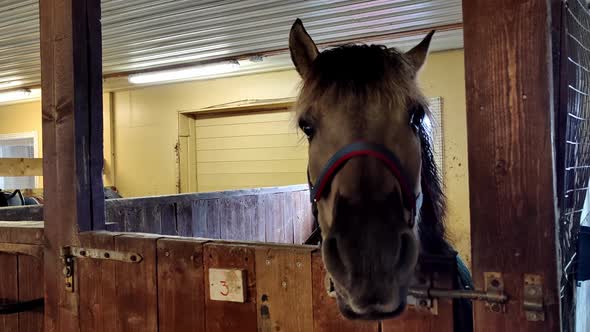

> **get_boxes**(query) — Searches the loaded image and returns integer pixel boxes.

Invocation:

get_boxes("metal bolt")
[419,299,428,307]
[490,303,501,312]
[528,287,537,296]
[164,251,170,257]
[63,267,71,276]
[130,255,137,262]
[65,282,72,288]
[266,259,271,265]
[296,261,303,268]
[79,250,86,256]
[281,281,287,288]
[490,279,500,288]
[104,252,110,259]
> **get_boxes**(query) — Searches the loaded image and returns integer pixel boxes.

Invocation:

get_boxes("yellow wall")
[112,49,471,265]
[0,95,115,187]
[418,50,471,267]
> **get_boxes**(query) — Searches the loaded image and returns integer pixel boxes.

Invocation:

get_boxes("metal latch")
[60,246,143,292]
[408,272,508,314]
[523,274,544,321]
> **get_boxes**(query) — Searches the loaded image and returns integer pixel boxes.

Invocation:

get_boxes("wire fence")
[560,0,590,330]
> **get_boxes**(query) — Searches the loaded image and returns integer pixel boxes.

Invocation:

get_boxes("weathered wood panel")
[311,252,379,332]
[0,158,43,177]
[0,222,44,244]
[114,234,159,331]
[157,238,206,332]
[40,0,105,330]
[0,253,18,331]
[78,232,118,332]
[255,245,314,332]
[0,186,315,245]
[204,243,257,332]
[463,0,560,330]
[17,255,44,332]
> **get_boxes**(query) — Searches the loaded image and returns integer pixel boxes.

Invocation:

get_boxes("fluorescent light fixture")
[0,80,23,90]
[128,61,240,84]
[0,88,41,103]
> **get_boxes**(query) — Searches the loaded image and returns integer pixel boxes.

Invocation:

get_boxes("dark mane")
[416,120,453,255]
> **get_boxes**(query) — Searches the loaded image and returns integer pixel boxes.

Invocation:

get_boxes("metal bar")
[408,287,508,303]
[64,246,143,263]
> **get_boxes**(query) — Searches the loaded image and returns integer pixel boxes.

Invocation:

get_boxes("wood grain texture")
[463,0,560,330]
[255,245,314,332]
[78,232,118,332]
[157,238,206,332]
[311,252,378,332]
[0,158,43,176]
[114,234,159,332]
[40,0,104,330]
[18,255,44,332]
[0,222,44,244]
[204,243,257,332]
[0,253,18,331]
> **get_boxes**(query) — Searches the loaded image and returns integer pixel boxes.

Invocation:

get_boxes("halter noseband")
[307,141,423,228]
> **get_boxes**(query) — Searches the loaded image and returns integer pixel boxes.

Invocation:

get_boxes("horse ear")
[405,30,435,73]
[289,19,319,78]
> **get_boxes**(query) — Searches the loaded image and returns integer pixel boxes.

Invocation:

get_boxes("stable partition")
[0,185,315,244]
[0,221,456,332]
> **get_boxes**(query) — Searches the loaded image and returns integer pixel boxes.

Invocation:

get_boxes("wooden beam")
[0,158,43,176]
[39,0,104,330]
[463,0,560,331]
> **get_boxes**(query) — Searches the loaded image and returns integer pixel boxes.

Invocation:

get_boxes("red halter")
[307,141,422,227]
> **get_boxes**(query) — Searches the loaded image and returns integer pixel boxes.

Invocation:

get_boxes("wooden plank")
[0,205,44,221]
[244,195,265,242]
[158,202,178,236]
[205,199,222,239]
[0,221,44,244]
[40,0,104,329]
[0,243,43,258]
[0,253,18,331]
[183,98,295,117]
[78,232,118,332]
[0,158,43,176]
[157,238,206,332]
[463,0,560,331]
[294,190,314,244]
[18,255,44,332]
[265,193,293,243]
[204,243,257,332]
[311,252,378,332]
[255,245,313,332]
[114,234,159,332]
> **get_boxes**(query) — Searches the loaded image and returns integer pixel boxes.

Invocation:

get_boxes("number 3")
[219,280,229,296]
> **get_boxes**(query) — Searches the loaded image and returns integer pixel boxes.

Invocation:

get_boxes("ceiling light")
[128,61,240,84]
[0,88,41,103]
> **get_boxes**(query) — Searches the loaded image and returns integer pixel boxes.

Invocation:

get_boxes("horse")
[289,19,473,330]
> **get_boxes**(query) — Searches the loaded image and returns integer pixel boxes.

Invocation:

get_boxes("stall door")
[194,110,308,192]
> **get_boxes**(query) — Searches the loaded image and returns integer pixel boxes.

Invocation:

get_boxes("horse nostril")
[323,236,347,280]
[396,232,417,274]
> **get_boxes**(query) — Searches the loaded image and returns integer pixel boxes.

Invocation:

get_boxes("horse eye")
[298,119,315,139]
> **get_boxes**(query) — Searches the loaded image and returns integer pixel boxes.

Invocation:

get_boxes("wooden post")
[40,0,104,330]
[463,0,560,331]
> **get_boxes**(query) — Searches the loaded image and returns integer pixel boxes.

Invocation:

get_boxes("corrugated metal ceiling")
[0,0,463,92]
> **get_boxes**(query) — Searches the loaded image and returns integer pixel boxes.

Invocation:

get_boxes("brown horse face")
[289,19,434,320]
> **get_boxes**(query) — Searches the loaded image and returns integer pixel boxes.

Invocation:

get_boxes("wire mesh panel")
[560,0,590,330]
